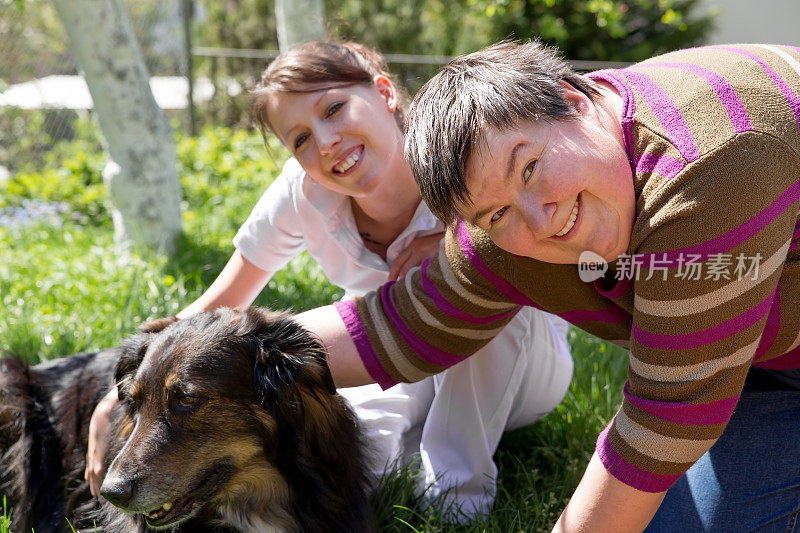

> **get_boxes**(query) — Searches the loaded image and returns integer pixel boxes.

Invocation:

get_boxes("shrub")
[0,120,288,228]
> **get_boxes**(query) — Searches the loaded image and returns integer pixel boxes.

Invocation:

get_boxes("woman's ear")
[560,80,591,115]
[373,75,398,113]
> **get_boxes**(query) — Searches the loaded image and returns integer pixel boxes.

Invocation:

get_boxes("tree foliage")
[2,0,714,136]
[478,0,713,61]
[188,0,713,95]
[326,0,713,62]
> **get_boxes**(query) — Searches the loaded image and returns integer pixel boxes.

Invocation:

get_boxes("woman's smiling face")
[264,77,405,200]
[460,85,635,264]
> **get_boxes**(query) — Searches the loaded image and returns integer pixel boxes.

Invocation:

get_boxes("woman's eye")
[326,102,343,117]
[524,160,536,181]
[294,133,309,150]
[491,206,508,223]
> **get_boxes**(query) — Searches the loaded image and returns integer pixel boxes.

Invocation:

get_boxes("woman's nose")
[519,194,556,236]
[316,126,341,156]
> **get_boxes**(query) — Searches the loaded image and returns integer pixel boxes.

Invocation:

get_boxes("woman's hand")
[85,387,119,497]
[388,232,445,281]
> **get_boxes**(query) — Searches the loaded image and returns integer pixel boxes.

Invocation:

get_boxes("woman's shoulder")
[271,157,318,208]
[276,157,307,188]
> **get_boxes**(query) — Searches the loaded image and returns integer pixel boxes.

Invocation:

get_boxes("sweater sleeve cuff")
[333,300,398,390]
[595,422,682,493]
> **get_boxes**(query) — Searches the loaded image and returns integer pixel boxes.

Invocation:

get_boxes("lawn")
[0,124,628,532]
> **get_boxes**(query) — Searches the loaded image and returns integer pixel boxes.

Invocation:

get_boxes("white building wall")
[702,0,800,45]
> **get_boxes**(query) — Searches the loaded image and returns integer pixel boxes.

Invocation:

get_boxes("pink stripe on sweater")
[643,62,753,133]
[634,153,686,180]
[596,423,682,493]
[559,305,631,326]
[639,178,800,268]
[593,273,632,300]
[456,219,542,308]
[792,221,800,244]
[379,282,468,368]
[793,220,800,239]
[632,286,776,350]
[334,300,397,389]
[622,70,700,162]
[457,221,633,327]
[714,46,800,132]
[419,258,521,325]
[623,382,739,425]
[456,220,632,327]
[753,345,800,370]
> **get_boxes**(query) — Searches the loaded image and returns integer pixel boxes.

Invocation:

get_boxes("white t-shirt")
[233,158,443,299]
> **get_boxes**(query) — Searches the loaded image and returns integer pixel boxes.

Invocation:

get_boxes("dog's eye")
[179,395,198,406]
[173,394,200,414]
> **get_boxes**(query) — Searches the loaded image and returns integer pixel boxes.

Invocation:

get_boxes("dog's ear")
[113,332,152,394]
[246,308,336,400]
[113,316,177,390]
[245,308,338,449]
[243,307,375,532]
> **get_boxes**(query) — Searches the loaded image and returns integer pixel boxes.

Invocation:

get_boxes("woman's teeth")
[555,198,579,237]
[334,152,359,173]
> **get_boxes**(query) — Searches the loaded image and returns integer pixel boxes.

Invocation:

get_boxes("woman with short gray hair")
[294,40,800,531]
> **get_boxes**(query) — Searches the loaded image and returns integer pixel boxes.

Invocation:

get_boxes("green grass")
[0,126,628,532]
[372,331,627,532]
[1,498,11,533]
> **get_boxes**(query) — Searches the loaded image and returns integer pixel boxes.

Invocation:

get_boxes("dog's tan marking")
[298,387,348,438]
[164,373,182,391]
[127,380,143,403]
[253,410,278,433]
[216,461,295,533]
[116,413,135,440]
[218,458,294,531]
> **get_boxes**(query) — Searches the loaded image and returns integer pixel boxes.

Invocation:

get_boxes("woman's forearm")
[554,452,666,533]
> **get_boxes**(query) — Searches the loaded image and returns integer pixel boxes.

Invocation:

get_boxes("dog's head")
[100,307,364,531]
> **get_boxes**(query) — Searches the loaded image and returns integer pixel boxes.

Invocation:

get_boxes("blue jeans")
[645,367,800,533]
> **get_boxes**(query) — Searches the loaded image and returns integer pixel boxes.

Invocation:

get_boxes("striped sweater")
[334,45,800,492]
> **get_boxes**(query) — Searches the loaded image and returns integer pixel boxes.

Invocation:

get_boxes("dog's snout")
[100,476,136,507]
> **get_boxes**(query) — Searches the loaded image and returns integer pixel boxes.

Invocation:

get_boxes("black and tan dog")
[0,307,375,532]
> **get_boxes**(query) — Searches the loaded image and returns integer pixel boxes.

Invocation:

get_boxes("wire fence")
[0,0,630,178]
[0,0,187,175]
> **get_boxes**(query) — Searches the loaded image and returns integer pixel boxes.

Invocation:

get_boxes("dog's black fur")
[0,307,376,533]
